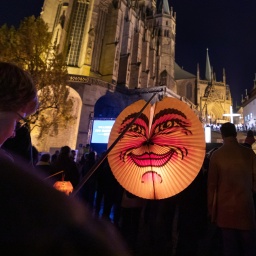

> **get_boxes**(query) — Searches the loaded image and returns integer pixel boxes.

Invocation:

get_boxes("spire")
[163,0,170,14]
[205,48,212,81]
[223,68,226,84]
[197,63,200,80]
[254,73,256,89]
[156,0,170,14]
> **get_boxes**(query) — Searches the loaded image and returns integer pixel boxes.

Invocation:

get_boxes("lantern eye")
[127,123,146,136]
[153,119,183,134]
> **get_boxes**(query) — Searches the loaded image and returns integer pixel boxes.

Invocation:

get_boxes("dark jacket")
[208,137,256,230]
[52,154,80,188]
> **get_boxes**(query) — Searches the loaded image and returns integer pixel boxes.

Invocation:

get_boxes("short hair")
[60,146,71,155]
[40,153,51,162]
[0,62,38,115]
[220,122,237,138]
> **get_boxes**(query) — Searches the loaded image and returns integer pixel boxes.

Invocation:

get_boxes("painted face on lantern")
[108,97,205,199]
[118,108,192,183]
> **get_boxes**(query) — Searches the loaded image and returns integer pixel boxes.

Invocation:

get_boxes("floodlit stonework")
[36,0,232,153]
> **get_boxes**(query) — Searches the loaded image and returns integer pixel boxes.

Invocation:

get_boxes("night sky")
[0,0,255,108]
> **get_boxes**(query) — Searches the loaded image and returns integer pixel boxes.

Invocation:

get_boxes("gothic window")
[66,1,89,66]
[164,30,169,37]
[160,70,167,85]
[59,11,66,28]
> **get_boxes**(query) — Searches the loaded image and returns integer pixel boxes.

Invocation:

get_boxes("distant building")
[241,76,256,131]
[197,49,232,125]
[175,49,232,125]
[32,0,233,152]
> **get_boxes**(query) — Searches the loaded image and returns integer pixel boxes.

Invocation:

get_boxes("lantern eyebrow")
[120,113,149,134]
[153,108,187,122]
[121,112,149,126]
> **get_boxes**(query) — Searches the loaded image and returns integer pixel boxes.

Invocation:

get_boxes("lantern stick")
[44,170,64,180]
[71,92,158,197]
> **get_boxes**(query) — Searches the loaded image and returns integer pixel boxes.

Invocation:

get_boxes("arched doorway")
[31,86,82,153]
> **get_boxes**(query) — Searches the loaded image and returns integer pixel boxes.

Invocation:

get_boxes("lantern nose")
[142,140,154,146]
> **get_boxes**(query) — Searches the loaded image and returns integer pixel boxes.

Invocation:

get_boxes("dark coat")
[0,150,131,256]
[208,137,256,230]
[51,155,80,188]
[2,125,33,165]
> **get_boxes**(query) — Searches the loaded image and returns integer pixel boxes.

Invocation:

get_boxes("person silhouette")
[51,146,80,189]
[0,62,131,255]
[208,122,256,256]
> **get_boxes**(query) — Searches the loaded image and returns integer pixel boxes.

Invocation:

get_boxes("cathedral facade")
[32,0,232,153]
[196,49,232,125]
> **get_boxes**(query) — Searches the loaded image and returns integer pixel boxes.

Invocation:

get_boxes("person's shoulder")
[238,143,256,158]
[209,146,228,162]
[210,146,222,155]
[251,141,256,151]
[0,148,14,162]
[239,143,254,151]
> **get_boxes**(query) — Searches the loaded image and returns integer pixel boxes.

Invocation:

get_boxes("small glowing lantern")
[53,172,73,195]
[53,181,73,195]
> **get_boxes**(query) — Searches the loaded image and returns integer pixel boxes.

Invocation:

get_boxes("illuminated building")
[241,76,256,130]
[33,0,232,153]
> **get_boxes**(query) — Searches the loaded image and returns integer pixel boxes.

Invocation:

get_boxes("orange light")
[108,97,206,199]
[53,181,73,196]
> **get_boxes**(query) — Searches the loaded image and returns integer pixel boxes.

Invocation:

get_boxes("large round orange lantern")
[107,97,206,199]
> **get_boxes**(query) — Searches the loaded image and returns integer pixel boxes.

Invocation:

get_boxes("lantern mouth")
[142,171,162,183]
[130,151,174,167]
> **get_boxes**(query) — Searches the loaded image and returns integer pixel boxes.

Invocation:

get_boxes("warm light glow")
[205,126,211,143]
[223,106,240,123]
[31,87,82,152]
[108,97,206,200]
[53,181,73,196]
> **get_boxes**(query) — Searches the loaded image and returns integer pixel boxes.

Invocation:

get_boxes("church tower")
[197,49,232,124]
[153,0,176,91]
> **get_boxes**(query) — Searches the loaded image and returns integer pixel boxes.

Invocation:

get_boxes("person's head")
[0,62,38,146]
[70,150,76,161]
[220,122,237,138]
[40,153,51,163]
[246,130,254,137]
[60,146,71,156]
[88,151,96,162]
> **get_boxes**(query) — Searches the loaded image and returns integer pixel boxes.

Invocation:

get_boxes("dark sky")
[172,0,256,107]
[0,0,255,108]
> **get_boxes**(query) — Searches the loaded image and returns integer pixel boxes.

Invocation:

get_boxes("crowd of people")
[205,123,256,133]
[0,62,130,255]
[1,61,256,256]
